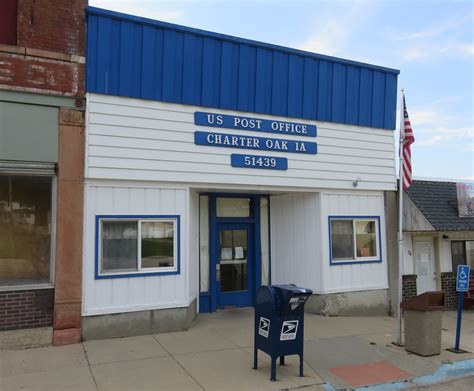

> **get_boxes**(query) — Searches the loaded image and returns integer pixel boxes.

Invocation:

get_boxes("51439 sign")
[231,154,288,170]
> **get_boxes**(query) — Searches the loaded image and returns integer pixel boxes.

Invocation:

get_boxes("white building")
[81,7,400,339]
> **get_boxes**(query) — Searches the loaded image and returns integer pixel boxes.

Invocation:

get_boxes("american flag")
[401,94,415,189]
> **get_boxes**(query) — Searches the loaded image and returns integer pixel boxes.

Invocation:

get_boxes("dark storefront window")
[451,240,474,272]
[0,175,52,286]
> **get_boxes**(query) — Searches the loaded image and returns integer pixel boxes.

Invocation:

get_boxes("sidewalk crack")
[152,335,206,390]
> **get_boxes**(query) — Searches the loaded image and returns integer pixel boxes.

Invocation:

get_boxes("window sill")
[330,258,382,265]
[96,270,179,279]
[0,283,54,292]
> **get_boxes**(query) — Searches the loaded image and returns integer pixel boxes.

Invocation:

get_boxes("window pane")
[0,175,52,286]
[451,241,466,272]
[356,220,377,257]
[141,221,175,268]
[216,198,250,217]
[466,241,474,269]
[101,221,138,272]
[331,220,354,260]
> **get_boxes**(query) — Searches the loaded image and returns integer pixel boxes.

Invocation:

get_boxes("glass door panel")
[220,229,248,292]
[216,223,254,308]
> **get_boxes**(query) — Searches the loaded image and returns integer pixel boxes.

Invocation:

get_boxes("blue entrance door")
[216,223,255,308]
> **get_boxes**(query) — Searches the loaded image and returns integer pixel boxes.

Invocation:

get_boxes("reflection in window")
[141,221,174,268]
[216,198,250,217]
[99,217,178,276]
[451,240,474,271]
[0,175,52,286]
[331,220,354,260]
[101,221,138,272]
[330,217,379,263]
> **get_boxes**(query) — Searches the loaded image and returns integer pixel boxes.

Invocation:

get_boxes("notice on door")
[280,320,299,341]
[259,317,270,338]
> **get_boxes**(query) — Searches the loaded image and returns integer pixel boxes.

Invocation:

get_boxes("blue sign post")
[450,265,470,353]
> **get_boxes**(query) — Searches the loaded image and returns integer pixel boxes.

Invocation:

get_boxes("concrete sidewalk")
[0,309,473,390]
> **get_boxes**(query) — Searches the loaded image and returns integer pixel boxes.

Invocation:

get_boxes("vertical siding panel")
[220,41,239,110]
[271,51,289,116]
[141,26,156,100]
[88,11,399,130]
[131,24,143,98]
[86,15,98,92]
[372,71,385,128]
[317,60,333,121]
[202,38,222,107]
[118,21,135,96]
[96,16,112,94]
[302,58,318,119]
[345,66,360,125]
[359,68,373,126]
[162,30,184,103]
[108,19,121,96]
[332,63,347,123]
[255,48,273,114]
[152,29,164,101]
[182,34,203,106]
[237,44,257,112]
[287,55,304,118]
[384,73,398,129]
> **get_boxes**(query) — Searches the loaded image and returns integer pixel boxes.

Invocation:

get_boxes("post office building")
[82,7,399,339]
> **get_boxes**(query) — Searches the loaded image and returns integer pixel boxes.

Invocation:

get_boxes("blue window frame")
[95,215,180,279]
[328,216,382,265]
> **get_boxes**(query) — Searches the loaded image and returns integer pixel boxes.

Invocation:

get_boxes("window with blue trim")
[330,217,380,264]
[98,216,179,277]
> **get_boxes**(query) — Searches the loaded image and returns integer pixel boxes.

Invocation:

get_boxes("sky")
[90,0,473,181]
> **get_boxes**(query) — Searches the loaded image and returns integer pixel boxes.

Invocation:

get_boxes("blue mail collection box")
[253,284,313,381]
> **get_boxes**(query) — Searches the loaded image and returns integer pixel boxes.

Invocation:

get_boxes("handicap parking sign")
[456,265,471,292]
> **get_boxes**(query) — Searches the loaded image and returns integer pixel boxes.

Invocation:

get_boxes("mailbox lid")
[272,284,313,313]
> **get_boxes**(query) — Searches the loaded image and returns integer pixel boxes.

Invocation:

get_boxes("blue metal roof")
[86,7,399,130]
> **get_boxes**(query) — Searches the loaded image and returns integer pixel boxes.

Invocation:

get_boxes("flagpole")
[396,89,405,346]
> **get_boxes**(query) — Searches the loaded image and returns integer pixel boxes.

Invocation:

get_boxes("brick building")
[399,180,474,309]
[0,0,87,347]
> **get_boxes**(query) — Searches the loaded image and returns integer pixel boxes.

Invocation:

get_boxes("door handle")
[216,264,220,282]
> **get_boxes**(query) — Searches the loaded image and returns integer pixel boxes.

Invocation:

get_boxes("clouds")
[387,11,474,63]
[296,1,373,58]
[402,98,473,153]
[90,0,184,22]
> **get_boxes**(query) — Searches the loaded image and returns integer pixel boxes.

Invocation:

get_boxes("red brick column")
[53,108,85,345]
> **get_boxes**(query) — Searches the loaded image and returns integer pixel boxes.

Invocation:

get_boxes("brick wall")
[441,272,457,310]
[17,0,87,56]
[402,274,417,302]
[0,289,54,331]
[0,0,86,96]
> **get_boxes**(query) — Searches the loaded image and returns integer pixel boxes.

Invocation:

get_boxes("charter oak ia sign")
[194,112,318,171]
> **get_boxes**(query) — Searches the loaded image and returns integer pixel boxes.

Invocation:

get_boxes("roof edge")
[86,6,400,76]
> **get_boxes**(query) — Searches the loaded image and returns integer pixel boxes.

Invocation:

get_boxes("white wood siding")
[82,181,190,316]
[188,190,199,303]
[86,93,396,191]
[270,193,323,293]
[320,192,388,293]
